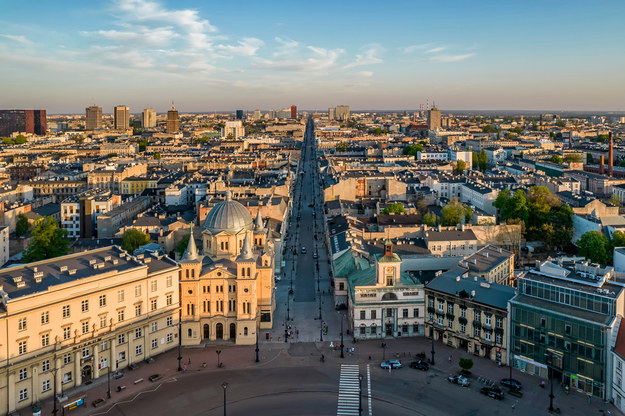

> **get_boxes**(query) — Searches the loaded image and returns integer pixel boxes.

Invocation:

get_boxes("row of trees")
[472,150,488,172]
[423,197,472,227]
[1,135,28,146]
[493,186,573,251]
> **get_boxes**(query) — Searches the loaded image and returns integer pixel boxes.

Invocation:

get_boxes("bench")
[134,378,144,384]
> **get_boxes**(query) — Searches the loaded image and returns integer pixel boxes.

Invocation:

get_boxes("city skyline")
[1,0,624,113]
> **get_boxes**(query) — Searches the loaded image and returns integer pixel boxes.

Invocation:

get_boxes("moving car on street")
[448,375,470,387]
[409,360,429,371]
[481,386,505,400]
[500,378,522,390]
[380,360,401,369]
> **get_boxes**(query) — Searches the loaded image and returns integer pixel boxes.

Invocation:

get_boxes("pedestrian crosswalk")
[337,364,361,416]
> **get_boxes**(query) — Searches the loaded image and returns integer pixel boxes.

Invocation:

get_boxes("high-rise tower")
[85,106,102,130]
[142,108,156,128]
[166,103,179,133]
[114,105,130,130]
[427,107,441,131]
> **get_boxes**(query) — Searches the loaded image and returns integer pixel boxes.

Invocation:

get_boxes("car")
[448,375,470,387]
[301,247,307,254]
[409,360,429,371]
[149,374,162,382]
[308,203,314,207]
[500,378,522,390]
[313,252,318,259]
[312,211,316,216]
[481,386,505,400]
[380,360,401,369]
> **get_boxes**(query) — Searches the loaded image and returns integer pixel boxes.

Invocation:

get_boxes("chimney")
[569,131,573,149]
[600,156,605,175]
[609,132,614,176]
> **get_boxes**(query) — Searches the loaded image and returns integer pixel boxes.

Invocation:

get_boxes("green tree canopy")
[578,231,610,264]
[459,358,474,371]
[423,212,437,226]
[612,230,625,248]
[122,229,151,254]
[549,155,563,164]
[563,153,581,163]
[16,214,30,237]
[472,151,479,169]
[478,149,488,171]
[22,217,70,262]
[453,160,467,175]
[403,144,423,157]
[441,197,472,226]
[482,125,498,133]
[509,126,523,135]
[153,152,161,160]
[335,141,349,152]
[138,139,148,152]
[176,234,191,258]
[14,134,28,144]
[380,203,406,215]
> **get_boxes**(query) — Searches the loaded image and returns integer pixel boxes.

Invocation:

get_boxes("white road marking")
[367,364,372,416]
[337,364,361,416]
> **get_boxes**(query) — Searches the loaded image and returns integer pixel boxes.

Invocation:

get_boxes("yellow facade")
[0,247,179,415]
[120,178,158,195]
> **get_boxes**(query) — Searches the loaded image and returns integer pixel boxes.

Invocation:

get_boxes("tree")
[478,149,488,171]
[14,134,27,144]
[122,229,151,254]
[16,214,30,237]
[549,155,563,164]
[563,153,581,163]
[482,125,497,133]
[403,144,423,158]
[423,212,437,226]
[441,197,471,227]
[381,203,406,215]
[138,139,148,152]
[472,151,479,169]
[587,153,594,164]
[416,198,428,215]
[612,230,625,248]
[459,358,474,372]
[577,231,610,264]
[608,194,622,207]
[464,205,473,224]
[22,217,70,262]
[335,141,348,152]
[153,152,161,160]
[509,126,523,135]
[453,160,467,175]
[176,234,191,258]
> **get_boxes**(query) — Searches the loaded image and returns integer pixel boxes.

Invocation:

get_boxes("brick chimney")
[600,156,605,175]
[609,132,614,176]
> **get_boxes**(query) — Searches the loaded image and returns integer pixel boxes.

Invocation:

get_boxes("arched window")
[188,328,192,337]
[244,327,248,336]
[381,293,398,301]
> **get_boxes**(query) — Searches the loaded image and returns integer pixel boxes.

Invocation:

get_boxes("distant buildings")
[114,105,130,130]
[328,107,335,121]
[236,110,244,120]
[427,107,441,130]
[290,105,297,119]
[335,105,350,121]
[85,105,102,130]
[142,108,156,128]
[222,120,245,139]
[166,105,179,133]
[0,110,47,136]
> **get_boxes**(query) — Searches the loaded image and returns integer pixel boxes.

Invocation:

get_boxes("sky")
[0,0,624,114]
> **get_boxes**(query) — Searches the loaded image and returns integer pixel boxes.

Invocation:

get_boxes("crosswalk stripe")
[337,364,361,416]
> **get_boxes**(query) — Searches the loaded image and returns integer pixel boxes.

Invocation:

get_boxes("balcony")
[446,313,455,320]
[458,317,468,325]
[427,306,435,314]
[473,320,482,328]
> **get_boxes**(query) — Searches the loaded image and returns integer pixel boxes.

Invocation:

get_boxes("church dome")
[202,191,253,234]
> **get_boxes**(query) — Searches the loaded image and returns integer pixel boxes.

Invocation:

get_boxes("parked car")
[149,374,162,382]
[380,360,401,369]
[448,375,470,387]
[481,386,505,400]
[313,252,318,259]
[301,246,307,254]
[409,360,429,371]
[500,378,522,390]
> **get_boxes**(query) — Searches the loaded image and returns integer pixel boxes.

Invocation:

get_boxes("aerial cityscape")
[1,1,625,416]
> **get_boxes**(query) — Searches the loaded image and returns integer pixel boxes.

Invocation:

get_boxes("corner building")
[180,191,275,346]
[0,246,179,415]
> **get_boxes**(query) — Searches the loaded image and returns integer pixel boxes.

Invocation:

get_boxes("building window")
[18,341,27,355]
[135,285,141,297]
[429,313,434,322]
[371,310,377,319]
[41,333,50,347]
[42,360,50,373]
[63,353,71,365]
[118,334,126,345]
[135,304,142,316]
[136,345,143,356]
[118,351,126,362]
[82,321,90,334]
[448,319,453,328]
[485,315,492,327]
[540,317,546,328]
[360,326,366,335]
[166,276,172,287]
[118,290,125,302]
[18,388,28,401]
[371,324,377,334]
[99,295,107,307]
[166,294,173,306]
[485,331,492,341]
[100,357,108,369]
[402,309,408,318]
[413,308,419,318]
[100,315,107,329]
[188,328,192,337]
[565,324,571,335]
[166,316,173,326]
[81,300,89,312]
[19,368,27,381]
[62,305,70,318]
[167,333,173,343]
[135,328,143,338]
[474,327,480,337]
[42,380,51,393]
[18,317,27,331]
[41,311,49,325]
[386,277,393,286]
[496,333,502,344]
[63,372,72,384]
[152,339,158,349]
[82,347,90,358]
[118,309,125,322]
[360,311,366,320]
[437,316,443,325]
[460,323,466,333]
[151,280,157,292]
[460,308,466,318]
[496,317,503,329]
[339,282,345,291]
[151,299,157,311]
[152,322,158,332]
[413,324,419,333]
[438,301,444,312]
[447,303,454,314]
[474,311,481,322]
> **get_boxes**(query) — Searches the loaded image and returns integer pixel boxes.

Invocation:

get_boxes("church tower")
[376,239,402,287]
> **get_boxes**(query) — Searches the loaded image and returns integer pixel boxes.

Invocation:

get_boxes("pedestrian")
[448,355,452,363]
[188,357,191,365]
[388,366,391,374]
[587,393,591,404]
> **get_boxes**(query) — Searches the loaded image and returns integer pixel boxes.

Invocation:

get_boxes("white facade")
[142,108,156,128]
[222,121,245,139]
[0,226,8,267]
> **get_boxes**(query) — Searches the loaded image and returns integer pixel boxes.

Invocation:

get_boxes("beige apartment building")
[180,191,275,346]
[0,246,179,415]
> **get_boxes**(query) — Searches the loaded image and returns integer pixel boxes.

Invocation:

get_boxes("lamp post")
[222,382,228,416]
[340,313,345,359]
[545,352,555,412]
[255,320,260,363]
[216,350,222,368]
[107,364,111,399]
[430,327,435,365]
[177,309,182,372]
[52,368,58,416]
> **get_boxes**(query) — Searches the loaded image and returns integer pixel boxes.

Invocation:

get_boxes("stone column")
[7,371,16,413]
[74,351,82,385]
[31,365,39,406]
[93,344,100,379]
[110,338,117,370]
[55,357,62,391]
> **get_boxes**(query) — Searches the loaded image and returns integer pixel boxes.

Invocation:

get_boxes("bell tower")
[376,239,401,287]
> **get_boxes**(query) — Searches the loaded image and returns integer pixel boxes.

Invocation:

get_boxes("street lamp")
[255,320,260,363]
[221,382,228,416]
[107,364,111,399]
[52,368,58,416]
[216,350,222,368]
[430,327,436,365]
[340,313,345,359]
[177,309,182,372]
[545,352,555,412]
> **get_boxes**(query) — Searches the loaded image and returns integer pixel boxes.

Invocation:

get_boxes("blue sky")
[0,0,623,113]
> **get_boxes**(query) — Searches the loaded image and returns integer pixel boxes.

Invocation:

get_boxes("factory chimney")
[609,132,614,176]
[600,156,605,175]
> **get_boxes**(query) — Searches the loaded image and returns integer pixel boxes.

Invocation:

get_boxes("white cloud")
[93,27,178,47]
[399,43,433,54]
[0,34,32,44]
[426,46,446,54]
[427,53,475,63]
[217,38,264,57]
[273,37,299,57]
[114,0,217,33]
[256,45,344,72]
[342,44,384,69]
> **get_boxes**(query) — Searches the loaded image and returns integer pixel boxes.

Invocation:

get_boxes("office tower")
[253,109,262,121]
[85,105,102,130]
[335,105,350,121]
[290,105,297,119]
[236,110,244,120]
[142,108,156,128]
[427,107,441,130]
[0,110,47,136]
[222,120,245,139]
[277,109,291,119]
[114,105,130,130]
[166,104,179,133]
[269,109,275,119]
[328,107,335,120]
